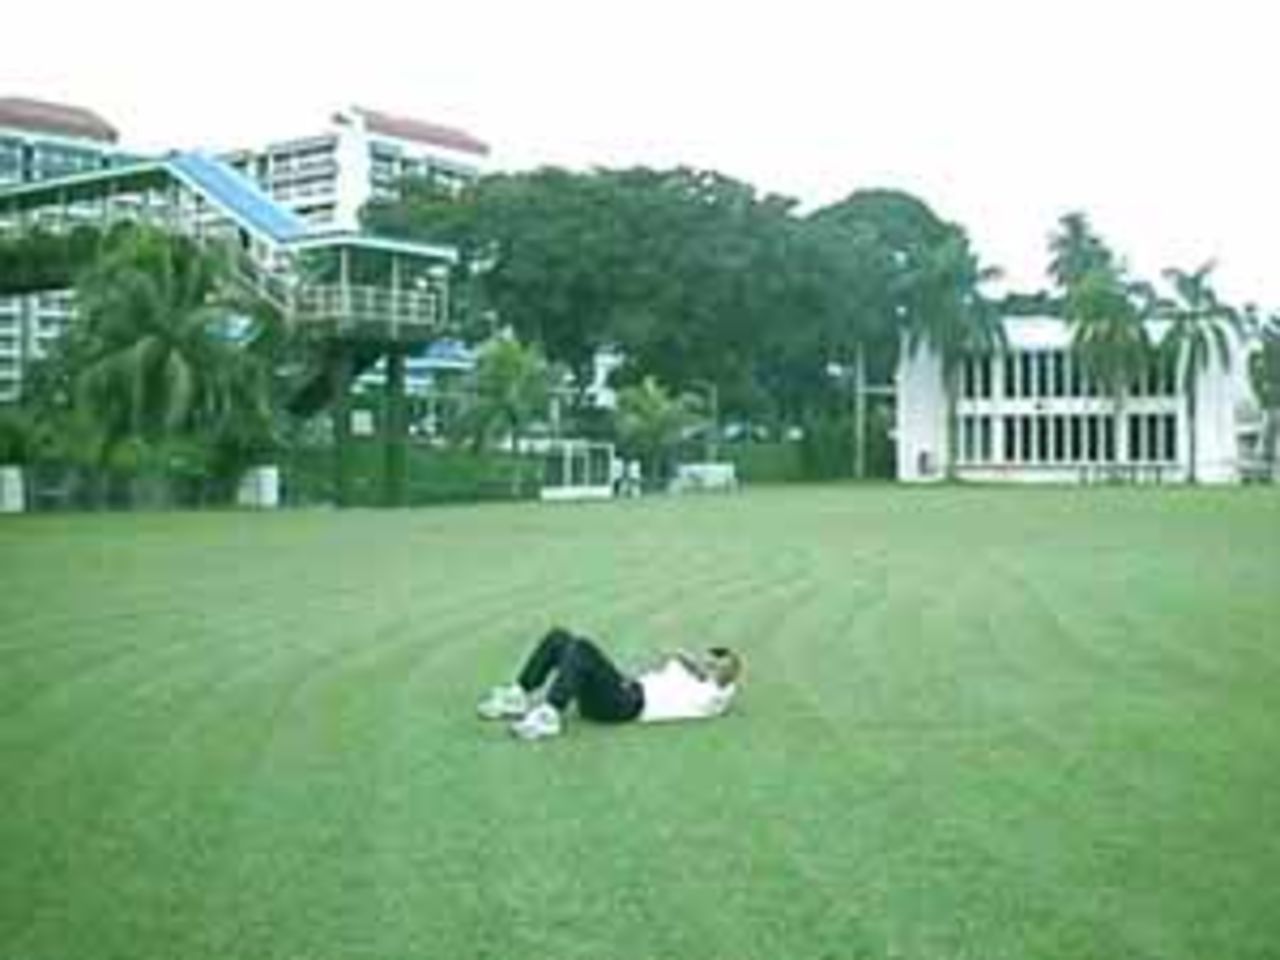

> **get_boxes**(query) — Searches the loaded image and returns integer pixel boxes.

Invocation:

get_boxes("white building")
[896,316,1259,484]
[224,106,490,230]
[0,97,132,401]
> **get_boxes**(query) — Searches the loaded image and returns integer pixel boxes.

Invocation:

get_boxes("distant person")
[478,627,743,741]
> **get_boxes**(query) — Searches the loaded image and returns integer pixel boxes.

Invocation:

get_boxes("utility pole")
[853,342,867,480]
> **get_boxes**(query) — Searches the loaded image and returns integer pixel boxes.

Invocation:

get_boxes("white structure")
[0,97,131,401]
[537,439,617,502]
[670,462,738,493]
[235,465,280,509]
[897,316,1258,484]
[0,465,24,513]
[224,106,490,230]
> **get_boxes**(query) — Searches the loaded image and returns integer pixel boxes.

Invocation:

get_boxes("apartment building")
[0,97,130,401]
[224,106,489,230]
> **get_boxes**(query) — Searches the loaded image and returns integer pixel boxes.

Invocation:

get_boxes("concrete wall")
[895,340,947,482]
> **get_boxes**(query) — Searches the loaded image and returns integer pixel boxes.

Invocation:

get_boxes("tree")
[902,231,1005,477]
[1066,266,1152,469]
[461,337,554,495]
[1048,212,1116,291]
[810,191,1002,478]
[1248,313,1280,468]
[1048,214,1152,473]
[615,376,705,487]
[1156,262,1242,483]
[52,225,281,504]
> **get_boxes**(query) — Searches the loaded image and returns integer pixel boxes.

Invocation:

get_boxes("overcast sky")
[7,0,1278,306]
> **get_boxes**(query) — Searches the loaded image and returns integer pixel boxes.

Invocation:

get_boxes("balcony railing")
[293,283,443,339]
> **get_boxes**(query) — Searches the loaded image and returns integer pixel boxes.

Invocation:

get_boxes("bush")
[283,441,537,506]
[727,441,803,484]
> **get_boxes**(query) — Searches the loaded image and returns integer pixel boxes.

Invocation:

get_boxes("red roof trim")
[353,106,489,157]
[0,96,119,144]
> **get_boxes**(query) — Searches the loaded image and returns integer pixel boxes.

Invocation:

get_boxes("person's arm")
[672,649,709,681]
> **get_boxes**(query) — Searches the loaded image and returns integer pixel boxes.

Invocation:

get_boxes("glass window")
[1036,354,1049,398]
[1102,417,1116,462]
[1004,355,1018,398]
[1004,416,1017,461]
[980,417,992,462]
[1033,417,1047,462]
[1020,415,1034,462]
[1164,414,1178,462]
[1128,415,1142,461]
[1021,353,1035,398]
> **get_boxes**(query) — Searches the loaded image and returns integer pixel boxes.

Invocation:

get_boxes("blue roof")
[409,338,476,371]
[168,151,308,245]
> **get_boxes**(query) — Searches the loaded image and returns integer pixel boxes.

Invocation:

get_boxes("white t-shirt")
[637,658,736,723]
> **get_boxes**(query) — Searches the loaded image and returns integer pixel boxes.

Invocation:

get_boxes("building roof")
[0,96,119,143]
[349,106,489,157]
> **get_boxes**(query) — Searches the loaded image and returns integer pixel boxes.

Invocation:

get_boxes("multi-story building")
[224,106,489,230]
[897,316,1260,484]
[0,97,132,401]
[1,100,489,403]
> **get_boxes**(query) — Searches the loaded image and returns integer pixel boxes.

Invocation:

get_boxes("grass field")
[2,486,1279,960]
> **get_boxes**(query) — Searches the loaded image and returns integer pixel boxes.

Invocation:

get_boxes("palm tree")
[615,376,705,487]
[1066,265,1152,474]
[466,337,554,494]
[902,231,1005,478]
[1157,262,1242,483]
[69,226,280,503]
[1252,314,1280,471]
[1048,212,1115,291]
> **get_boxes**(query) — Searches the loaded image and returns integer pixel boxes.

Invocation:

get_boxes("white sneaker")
[511,703,562,741]
[477,684,529,720]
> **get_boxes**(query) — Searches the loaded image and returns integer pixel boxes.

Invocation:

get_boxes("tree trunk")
[509,414,523,497]
[944,364,959,481]
[383,348,407,508]
[1186,376,1198,485]
[332,350,353,508]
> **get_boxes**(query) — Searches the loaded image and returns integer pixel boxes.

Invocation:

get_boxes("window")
[1004,355,1018,398]
[980,358,992,398]
[1032,416,1047,462]
[979,417,992,462]
[1021,353,1035,398]
[1004,416,1017,461]
[1163,414,1178,462]
[1128,414,1143,461]
[1036,354,1049,398]
[1051,353,1065,397]
[1102,417,1116,462]
[1020,415,1034,462]
[1053,416,1066,462]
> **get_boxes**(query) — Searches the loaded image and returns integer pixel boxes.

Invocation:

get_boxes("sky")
[6,0,1278,306]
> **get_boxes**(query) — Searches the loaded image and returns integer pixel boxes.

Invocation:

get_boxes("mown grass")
[2,486,1278,960]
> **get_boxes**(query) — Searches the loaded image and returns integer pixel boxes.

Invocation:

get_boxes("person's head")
[705,646,742,688]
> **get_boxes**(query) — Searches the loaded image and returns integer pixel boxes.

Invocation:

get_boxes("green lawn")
[2,487,1279,960]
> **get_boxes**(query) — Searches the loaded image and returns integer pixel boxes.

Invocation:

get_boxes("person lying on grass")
[478,626,743,741]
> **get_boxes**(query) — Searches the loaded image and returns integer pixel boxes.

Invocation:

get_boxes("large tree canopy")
[365,172,1000,442]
